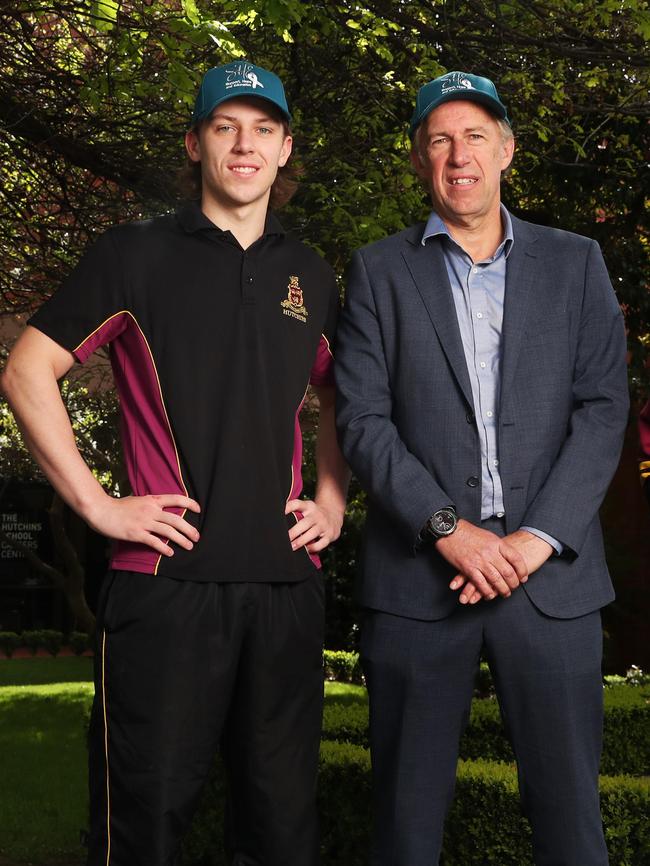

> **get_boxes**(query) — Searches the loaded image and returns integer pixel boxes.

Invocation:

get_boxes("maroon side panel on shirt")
[74,312,187,574]
[309,334,335,387]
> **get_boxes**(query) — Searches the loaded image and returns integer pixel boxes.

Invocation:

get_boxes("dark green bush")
[472,662,650,698]
[68,631,91,655]
[20,630,43,654]
[0,631,21,658]
[322,687,650,776]
[445,762,650,865]
[601,774,650,863]
[322,700,368,747]
[319,741,372,864]
[443,760,531,865]
[38,629,64,656]
[601,686,650,777]
[181,743,650,866]
[323,650,363,684]
[460,688,650,776]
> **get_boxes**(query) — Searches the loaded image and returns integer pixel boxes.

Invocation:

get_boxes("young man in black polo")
[1,61,348,866]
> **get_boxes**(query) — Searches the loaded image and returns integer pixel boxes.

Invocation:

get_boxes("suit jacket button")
[467,476,479,487]
[466,412,475,424]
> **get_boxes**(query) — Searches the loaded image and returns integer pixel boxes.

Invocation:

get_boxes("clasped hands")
[436,520,554,605]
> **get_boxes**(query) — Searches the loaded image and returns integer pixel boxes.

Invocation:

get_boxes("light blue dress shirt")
[421,207,562,555]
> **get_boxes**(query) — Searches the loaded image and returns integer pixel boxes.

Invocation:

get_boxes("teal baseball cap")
[409,71,510,138]
[192,60,291,126]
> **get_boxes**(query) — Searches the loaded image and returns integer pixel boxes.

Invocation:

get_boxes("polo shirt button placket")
[241,260,256,305]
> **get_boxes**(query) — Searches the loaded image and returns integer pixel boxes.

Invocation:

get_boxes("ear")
[500,135,515,172]
[185,128,201,164]
[278,135,293,168]
[409,145,428,179]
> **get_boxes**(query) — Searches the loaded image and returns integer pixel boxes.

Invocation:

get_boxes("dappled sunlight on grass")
[324,681,367,705]
[0,679,92,864]
[0,657,93,687]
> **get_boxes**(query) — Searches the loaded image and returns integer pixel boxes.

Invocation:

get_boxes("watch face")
[431,509,457,536]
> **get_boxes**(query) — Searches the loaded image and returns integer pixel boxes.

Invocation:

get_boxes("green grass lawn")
[0,683,93,866]
[0,657,93,687]
[0,658,364,865]
[323,680,367,705]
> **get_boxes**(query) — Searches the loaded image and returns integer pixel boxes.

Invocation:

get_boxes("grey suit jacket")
[335,214,629,621]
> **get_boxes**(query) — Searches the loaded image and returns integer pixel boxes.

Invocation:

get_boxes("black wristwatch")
[420,507,458,542]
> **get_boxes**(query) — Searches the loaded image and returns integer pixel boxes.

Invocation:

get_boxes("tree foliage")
[1,0,647,377]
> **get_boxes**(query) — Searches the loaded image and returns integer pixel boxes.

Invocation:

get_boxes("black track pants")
[86,570,325,866]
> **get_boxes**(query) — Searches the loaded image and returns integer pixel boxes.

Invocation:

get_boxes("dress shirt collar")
[421,204,514,261]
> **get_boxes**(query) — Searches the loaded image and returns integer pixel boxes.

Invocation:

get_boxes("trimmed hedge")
[323,649,363,683]
[180,742,650,865]
[0,631,22,657]
[0,630,91,656]
[322,685,650,777]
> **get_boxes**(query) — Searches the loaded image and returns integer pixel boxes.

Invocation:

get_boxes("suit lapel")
[501,217,540,401]
[401,232,474,408]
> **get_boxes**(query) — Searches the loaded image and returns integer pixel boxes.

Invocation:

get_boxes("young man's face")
[185,97,292,212]
[411,100,514,230]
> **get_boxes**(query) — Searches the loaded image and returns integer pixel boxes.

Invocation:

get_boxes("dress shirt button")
[496,511,505,518]
[486,411,493,418]
[472,267,479,274]
[476,312,483,319]
[466,476,479,488]
[480,361,487,368]
[466,411,475,424]
[493,459,499,466]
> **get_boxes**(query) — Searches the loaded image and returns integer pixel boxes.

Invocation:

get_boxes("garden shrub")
[68,631,91,655]
[323,650,363,684]
[20,630,43,654]
[322,687,650,776]
[181,744,650,866]
[38,629,64,656]
[0,631,21,658]
[322,700,368,747]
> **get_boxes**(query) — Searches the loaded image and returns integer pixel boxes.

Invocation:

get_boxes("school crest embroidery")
[281,276,308,323]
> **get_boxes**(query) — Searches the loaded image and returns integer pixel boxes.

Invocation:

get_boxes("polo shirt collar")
[175,201,285,238]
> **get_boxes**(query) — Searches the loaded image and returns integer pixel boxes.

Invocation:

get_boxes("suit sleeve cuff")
[520,526,564,556]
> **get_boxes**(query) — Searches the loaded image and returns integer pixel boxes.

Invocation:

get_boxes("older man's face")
[412,100,514,231]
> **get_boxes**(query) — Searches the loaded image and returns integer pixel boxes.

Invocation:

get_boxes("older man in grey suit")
[335,71,628,865]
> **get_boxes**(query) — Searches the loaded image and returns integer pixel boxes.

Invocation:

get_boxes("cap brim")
[410,91,508,137]
[192,93,291,126]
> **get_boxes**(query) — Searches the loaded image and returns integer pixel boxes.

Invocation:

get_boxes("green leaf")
[91,0,119,31]
[181,0,200,25]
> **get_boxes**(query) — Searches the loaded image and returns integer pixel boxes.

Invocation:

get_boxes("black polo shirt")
[30,203,339,582]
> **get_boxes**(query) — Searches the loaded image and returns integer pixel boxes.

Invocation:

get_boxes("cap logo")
[225,62,265,92]
[441,72,474,93]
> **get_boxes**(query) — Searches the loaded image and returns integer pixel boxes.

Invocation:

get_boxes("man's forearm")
[2,328,201,554]
[2,332,109,522]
